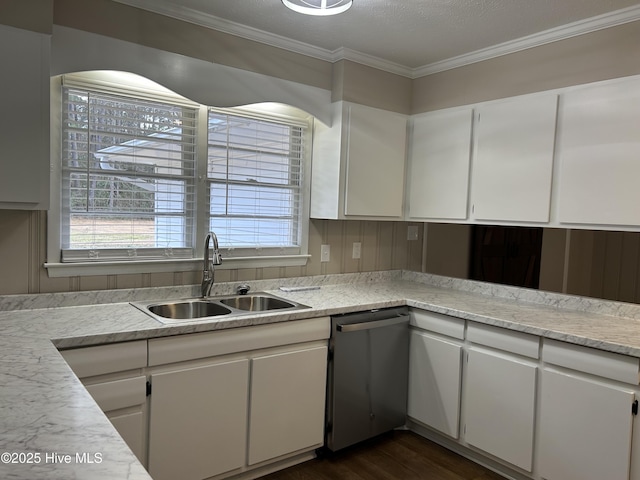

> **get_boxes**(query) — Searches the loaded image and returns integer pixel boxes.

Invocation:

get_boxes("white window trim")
[45,72,311,278]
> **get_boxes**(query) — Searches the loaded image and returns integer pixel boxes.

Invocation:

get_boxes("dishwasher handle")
[336,314,409,333]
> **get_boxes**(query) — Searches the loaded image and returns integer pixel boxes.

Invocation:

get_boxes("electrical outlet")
[320,244,331,262]
[352,242,361,259]
[407,225,419,241]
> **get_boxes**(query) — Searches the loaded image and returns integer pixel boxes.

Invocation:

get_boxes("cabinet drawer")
[85,376,147,412]
[467,323,539,359]
[543,339,639,384]
[410,309,465,339]
[60,340,147,378]
[148,317,330,366]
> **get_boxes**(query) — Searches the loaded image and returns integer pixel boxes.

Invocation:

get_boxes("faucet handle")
[236,284,251,295]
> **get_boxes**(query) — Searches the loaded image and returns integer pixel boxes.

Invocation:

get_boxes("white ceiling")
[114,0,640,76]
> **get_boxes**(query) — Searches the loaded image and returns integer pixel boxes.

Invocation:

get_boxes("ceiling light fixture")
[282,0,353,16]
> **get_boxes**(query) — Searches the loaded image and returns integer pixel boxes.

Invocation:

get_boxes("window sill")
[44,255,310,278]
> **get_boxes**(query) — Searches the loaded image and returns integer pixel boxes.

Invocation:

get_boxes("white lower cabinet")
[60,341,148,466]
[464,348,537,472]
[248,346,328,465]
[148,359,250,480]
[538,369,634,480]
[84,376,148,464]
[406,314,640,480]
[65,318,329,480]
[408,331,462,438]
[461,323,539,473]
[148,344,328,480]
[63,310,640,480]
[538,339,639,480]
[147,317,330,480]
[408,310,464,438]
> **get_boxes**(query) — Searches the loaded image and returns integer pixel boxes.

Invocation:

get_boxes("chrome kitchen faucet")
[201,231,222,297]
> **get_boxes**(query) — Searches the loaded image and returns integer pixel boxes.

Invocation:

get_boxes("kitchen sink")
[218,295,296,312]
[131,292,310,324]
[147,299,232,320]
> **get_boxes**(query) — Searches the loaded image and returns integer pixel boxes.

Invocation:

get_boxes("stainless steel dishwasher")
[325,306,410,452]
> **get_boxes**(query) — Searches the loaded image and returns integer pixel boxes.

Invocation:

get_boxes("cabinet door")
[84,376,147,465]
[408,108,473,220]
[109,411,145,465]
[556,76,640,226]
[464,348,536,471]
[472,94,557,222]
[408,330,462,438]
[344,104,407,217]
[0,24,50,209]
[148,359,250,480]
[539,369,635,480]
[248,345,327,465]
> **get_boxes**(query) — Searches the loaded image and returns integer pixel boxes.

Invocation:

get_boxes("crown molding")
[113,1,640,79]
[330,48,413,77]
[414,4,640,77]
[113,0,335,61]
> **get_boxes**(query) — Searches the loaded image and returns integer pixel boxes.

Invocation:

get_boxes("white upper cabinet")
[404,74,640,230]
[0,24,50,210]
[471,93,558,223]
[407,108,473,220]
[556,76,640,227]
[311,102,407,220]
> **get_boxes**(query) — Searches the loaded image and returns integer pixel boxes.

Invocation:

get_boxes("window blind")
[61,87,197,262]
[208,110,304,252]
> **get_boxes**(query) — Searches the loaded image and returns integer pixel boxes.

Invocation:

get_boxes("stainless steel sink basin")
[131,292,310,323]
[147,299,232,320]
[218,295,296,312]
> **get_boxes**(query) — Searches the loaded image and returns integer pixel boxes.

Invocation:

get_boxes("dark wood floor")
[261,431,505,480]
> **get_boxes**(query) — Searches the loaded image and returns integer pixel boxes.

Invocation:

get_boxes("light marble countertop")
[3,270,640,479]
